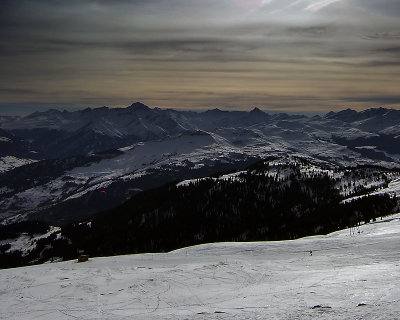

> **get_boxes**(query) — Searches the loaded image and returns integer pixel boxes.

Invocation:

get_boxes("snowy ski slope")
[1,214,399,319]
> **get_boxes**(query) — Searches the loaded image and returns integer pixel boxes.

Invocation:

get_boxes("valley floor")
[1,215,400,320]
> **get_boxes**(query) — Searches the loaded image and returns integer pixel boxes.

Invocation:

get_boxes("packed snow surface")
[1,215,400,320]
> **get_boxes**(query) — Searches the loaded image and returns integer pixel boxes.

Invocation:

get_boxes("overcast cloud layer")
[1,0,400,113]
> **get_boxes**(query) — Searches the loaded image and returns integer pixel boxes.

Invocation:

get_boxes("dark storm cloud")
[377,46,400,53]
[285,26,332,37]
[0,88,39,95]
[359,60,400,67]
[0,16,341,63]
[0,1,395,61]
[342,96,400,104]
[362,32,400,40]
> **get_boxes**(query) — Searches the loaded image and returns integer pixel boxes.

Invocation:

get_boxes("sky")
[1,0,400,114]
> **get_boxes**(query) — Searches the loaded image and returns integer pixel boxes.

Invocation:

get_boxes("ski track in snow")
[1,215,400,320]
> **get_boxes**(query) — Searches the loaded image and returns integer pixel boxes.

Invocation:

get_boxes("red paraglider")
[99,190,107,195]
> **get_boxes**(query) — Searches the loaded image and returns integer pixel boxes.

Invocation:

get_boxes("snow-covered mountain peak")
[203,108,226,115]
[324,108,358,122]
[1,104,400,166]
[325,107,400,124]
[360,107,394,118]
[250,106,262,113]
[127,102,152,112]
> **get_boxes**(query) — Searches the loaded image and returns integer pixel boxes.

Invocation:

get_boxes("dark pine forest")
[56,161,398,260]
[1,160,398,268]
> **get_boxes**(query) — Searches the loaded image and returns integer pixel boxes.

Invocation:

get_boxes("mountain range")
[1,103,400,226]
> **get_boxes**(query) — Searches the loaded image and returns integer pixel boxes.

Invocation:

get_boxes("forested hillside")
[60,161,397,256]
[1,158,398,268]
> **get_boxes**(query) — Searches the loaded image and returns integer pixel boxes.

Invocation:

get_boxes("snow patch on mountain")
[344,177,400,203]
[0,226,60,257]
[176,171,246,187]
[0,156,38,173]
[0,136,11,142]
